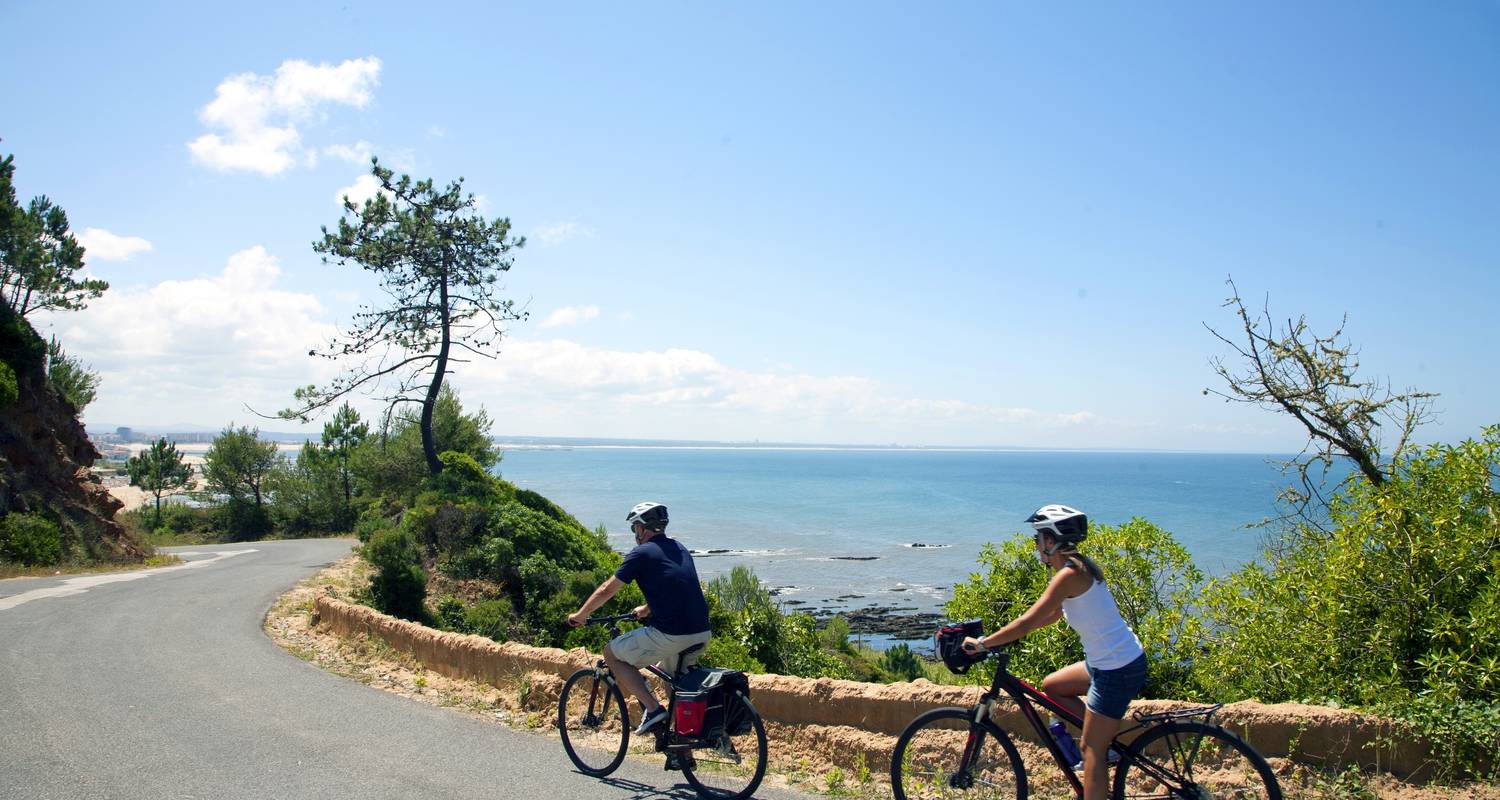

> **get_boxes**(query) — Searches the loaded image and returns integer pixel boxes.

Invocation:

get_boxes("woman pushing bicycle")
[962,504,1148,800]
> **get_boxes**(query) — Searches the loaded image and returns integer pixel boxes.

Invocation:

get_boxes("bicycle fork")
[949,700,993,789]
[584,671,612,727]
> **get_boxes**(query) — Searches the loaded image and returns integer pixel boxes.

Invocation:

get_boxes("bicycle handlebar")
[586,613,638,625]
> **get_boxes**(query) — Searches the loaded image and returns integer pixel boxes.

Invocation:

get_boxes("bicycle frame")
[583,614,702,754]
[969,651,1189,798]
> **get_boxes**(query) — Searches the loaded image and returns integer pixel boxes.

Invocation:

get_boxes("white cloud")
[188,57,382,176]
[77,228,153,262]
[334,173,390,208]
[458,337,1096,443]
[539,305,600,329]
[426,125,446,138]
[323,140,375,165]
[34,257,1109,445]
[36,246,340,426]
[533,222,595,247]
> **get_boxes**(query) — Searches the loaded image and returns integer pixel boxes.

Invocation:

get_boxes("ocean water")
[494,445,1295,620]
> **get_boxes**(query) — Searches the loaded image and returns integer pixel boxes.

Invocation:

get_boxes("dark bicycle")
[557,613,769,800]
[891,646,1281,799]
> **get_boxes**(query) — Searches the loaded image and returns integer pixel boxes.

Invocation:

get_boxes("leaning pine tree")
[280,158,525,476]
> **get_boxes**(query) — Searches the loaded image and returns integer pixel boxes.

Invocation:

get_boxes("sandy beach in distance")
[102,442,304,512]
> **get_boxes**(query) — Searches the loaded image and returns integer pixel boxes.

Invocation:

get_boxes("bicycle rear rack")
[1131,703,1224,724]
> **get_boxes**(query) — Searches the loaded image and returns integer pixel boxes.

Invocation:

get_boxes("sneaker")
[664,752,695,771]
[635,706,669,735]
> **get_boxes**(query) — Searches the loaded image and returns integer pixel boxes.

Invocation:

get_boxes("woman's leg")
[1041,660,1090,724]
[1080,708,1122,800]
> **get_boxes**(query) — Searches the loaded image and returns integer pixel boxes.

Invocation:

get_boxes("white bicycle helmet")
[1026,504,1087,549]
[626,501,669,532]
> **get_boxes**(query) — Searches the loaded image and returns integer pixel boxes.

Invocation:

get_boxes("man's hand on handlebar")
[961,636,988,654]
[633,604,650,620]
[567,610,588,628]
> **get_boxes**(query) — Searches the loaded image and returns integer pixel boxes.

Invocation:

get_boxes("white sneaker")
[635,706,669,735]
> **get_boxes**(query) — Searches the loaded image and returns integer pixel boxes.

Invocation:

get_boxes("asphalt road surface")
[0,540,818,800]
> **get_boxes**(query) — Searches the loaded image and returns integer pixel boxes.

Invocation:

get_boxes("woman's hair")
[1060,548,1105,583]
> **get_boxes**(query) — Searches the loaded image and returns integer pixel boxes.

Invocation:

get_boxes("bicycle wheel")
[891,706,1027,800]
[1112,720,1281,800]
[681,691,768,800]
[558,667,630,777]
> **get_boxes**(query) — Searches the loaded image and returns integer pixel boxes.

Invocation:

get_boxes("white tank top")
[1060,575,1144,670]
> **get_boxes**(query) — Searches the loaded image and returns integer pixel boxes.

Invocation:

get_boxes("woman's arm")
[967,567,1090,651]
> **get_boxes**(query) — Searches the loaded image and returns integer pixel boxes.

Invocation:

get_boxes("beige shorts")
[609,626,712,674]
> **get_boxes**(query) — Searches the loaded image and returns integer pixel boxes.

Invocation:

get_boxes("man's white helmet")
[626,501,669,532]
[1026,504,1088,548]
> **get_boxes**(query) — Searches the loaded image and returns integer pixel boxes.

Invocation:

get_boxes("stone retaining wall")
[313,591,1436,779]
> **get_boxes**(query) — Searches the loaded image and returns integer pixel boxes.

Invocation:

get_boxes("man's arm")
[568,576,627,627]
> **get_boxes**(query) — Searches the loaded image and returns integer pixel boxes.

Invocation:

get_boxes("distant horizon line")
[89,423,1290,457]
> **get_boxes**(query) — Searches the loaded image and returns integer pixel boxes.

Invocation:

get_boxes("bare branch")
[1204,276,1437,528]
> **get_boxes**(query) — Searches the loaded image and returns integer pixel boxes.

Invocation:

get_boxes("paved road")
[0,540,817,800]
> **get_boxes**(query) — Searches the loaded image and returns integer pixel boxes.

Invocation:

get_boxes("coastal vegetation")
[1,149,145,569]
[938,288,1500,780]
[2,144,1493,784]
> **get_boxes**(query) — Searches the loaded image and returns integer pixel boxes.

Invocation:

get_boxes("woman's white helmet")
[626,501,669,532]
[1026,504,1088,549]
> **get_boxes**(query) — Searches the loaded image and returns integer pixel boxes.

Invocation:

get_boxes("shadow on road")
[594,775,700,799]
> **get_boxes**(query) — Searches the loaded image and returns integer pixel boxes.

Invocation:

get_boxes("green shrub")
[462,598,518,642]
[0,513,64,566]
[704,565,852,678]
[1374,695,1500,781]
[1192,427,1500,778]
[364,527,427,622]
[701,634,768,673]
[1198,427,1500,711]
[217,498,271,542]
[491,500,612,573]
[429,451,508,504]
[121,504,222,545]
[353,504,394,543]
[879,643,924,682]
[403,498,490,557]
[0,304,46,375]
[0,359,16,408]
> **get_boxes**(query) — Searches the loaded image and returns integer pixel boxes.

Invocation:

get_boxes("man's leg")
[604,644,660,712]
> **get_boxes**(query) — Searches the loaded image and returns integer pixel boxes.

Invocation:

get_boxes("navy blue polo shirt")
[614,534,711,636]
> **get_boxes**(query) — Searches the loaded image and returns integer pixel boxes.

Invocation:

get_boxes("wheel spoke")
[1115,722,1281,800]
[891,708,1024,800]
[558,669,629,776]
[680,694,768,800]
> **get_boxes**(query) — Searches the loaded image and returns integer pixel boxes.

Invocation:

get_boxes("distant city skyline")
[6,2,1496,452]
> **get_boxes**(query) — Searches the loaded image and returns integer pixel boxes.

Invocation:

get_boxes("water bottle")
[1049,718,1083,767]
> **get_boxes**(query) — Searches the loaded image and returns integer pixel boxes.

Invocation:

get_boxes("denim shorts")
[1086,654,1148,720]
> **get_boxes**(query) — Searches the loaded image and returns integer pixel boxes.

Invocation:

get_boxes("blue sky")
[3,1,1495,450]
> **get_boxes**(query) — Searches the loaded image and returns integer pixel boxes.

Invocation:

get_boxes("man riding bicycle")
[568,501,712,737]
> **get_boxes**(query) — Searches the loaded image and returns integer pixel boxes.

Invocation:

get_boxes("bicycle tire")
[680,691,768,800]
[891,706,1027,800]
[1112,720,1281,800]
[558,667,631,777]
